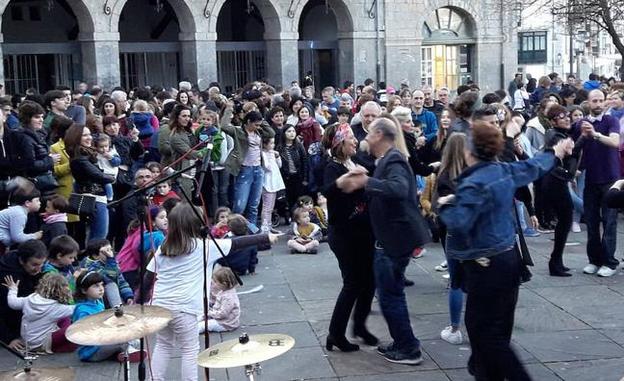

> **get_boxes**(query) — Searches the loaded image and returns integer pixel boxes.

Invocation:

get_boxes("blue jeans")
[569,170,585,223]
[584,183,619,269]
[233,165,264,226]
[88,201,109,241]
[446,257,464,328]
[373,246,420,353]
[514,201,528,231]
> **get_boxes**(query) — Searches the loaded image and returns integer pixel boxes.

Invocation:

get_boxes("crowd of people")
[0,69,621,379]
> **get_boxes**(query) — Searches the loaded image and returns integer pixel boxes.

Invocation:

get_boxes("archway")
[296,0,353,92]
[421,6,476,91]
[1,0,92,93]
[118,0,194,89]
[216,0,280,93]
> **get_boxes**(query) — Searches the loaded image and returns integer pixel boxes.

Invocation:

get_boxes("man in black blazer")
[337,116,430,366]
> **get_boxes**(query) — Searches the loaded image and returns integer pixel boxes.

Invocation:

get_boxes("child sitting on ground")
[288,207,321,254]
[72,271,144,362]
[80,239,133,307]
[0,187,42,254]
[198,267,240,333]
[152,181,179,206]
[41,195,69,247]
[297,195,327,236]
[4,273,76,353]
[211,207,231,238]
[95,134,121,202]
[42,235,80,295]
[219,214,258,275]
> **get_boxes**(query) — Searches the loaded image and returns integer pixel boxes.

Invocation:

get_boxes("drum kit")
[1,305,294,381]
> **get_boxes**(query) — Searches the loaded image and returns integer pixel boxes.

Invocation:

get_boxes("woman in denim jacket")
[438,121,573,380]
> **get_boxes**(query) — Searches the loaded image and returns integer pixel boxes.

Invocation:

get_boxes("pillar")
[385,37,422,89]
[476,37,504,92]
[80,32,120,90]
[265,35,299,87]
[180,32,217,89]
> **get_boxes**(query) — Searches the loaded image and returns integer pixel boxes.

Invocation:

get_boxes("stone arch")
[209,0,282,39]
[0,0,95,36]
[109,0,196,35]
[420,0,481,39]
[291,0,354,35]
[422,6,477,43]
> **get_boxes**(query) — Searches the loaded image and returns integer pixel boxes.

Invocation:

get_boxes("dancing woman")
[321,123,376,352]
[438,121,573,379]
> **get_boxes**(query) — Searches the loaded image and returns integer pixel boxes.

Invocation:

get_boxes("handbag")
[30,172,59,192]
[67,193,97,216]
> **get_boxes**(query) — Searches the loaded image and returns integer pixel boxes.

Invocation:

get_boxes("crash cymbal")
[66,305,172,346]
[197,333,295,368]
[0,367,75,381]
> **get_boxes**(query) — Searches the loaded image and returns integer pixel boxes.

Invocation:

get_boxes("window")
[518,31,547,64]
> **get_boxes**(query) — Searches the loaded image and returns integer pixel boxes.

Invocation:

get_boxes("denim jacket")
[439,152,556,261]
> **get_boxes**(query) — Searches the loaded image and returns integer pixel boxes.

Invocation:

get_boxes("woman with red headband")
[320,123,376,352]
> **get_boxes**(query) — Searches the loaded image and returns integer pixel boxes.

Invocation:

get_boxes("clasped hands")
[336,165,369,193]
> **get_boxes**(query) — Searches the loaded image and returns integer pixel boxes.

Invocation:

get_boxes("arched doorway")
[1,0,86,93]
[298,0,339,90]
[216,1,268,94]
[118,0,186,89]
[421,6,476,91]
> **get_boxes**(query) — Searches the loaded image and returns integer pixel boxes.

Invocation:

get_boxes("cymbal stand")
[120,342,130,381]
[244,363,262,381]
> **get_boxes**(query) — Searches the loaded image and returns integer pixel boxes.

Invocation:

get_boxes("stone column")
[265,33,299,87]
[337,32,354,85]
[179,32,217,89]
[351,32,379,85]
[476,37,504,92]
[80,32,120,90]
[385,37,422,89]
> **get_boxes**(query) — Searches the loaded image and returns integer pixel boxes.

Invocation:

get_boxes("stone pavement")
[3,224,624,381]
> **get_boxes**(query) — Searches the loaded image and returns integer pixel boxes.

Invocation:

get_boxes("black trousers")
[534,178,555,227]
[464,249,531,381]
[282,173,304,216]
[542,175,573,269]
[327,225,376,338]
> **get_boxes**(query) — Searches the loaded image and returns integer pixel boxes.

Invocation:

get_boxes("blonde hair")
[133,99,150,112]
[213,267,238,290]
[390,106,412,125]
[439,133,467,181]
[197,108,219,125]
[36,273,72,305]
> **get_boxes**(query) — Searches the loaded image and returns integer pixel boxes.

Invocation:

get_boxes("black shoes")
[404,278,415,287]
[352,327,379,346]
[325,335,359,352]
[549,262,572,277]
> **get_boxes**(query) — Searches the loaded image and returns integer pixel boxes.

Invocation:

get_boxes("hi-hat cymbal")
[0,367,75,381]
[198,333,295,369]
[66,305,172,346]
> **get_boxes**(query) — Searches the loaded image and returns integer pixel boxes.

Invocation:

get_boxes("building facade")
[0,0,519,94]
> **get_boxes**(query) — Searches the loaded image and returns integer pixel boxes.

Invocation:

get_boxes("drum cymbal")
[198,333,295,368]
[66,305,172,346]
[0,367,75,381]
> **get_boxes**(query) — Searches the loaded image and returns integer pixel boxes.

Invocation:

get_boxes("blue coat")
[72,299,105,360]
[411,110,438,142]
[365,148,430,256]
[439,152,556,260]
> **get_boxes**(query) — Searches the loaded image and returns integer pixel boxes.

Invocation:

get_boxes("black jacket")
[70,153,115,196]
[351,123,376,173]
[544,128,579,182]
[11,127,53,177]
[365,148,430,256]
[110,134,144,167]
[0,251,42,343]
[42,221,68,247]
[322,160,371,229]
[278,142,308,182]
[404,132,436,176]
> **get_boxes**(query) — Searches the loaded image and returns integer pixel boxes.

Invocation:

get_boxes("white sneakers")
[434,261,448,272]
[571,222,581,233]
[440,326,463,345]
[583,264,619,277]
[583,264,599,274]
[597,266,618,277]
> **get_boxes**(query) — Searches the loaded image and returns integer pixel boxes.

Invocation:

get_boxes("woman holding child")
[321,122,376,352]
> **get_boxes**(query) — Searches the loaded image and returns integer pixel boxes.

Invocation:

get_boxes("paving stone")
[242,299,306,325]
[340,369,451,380]
[531,285,624,309]
[513,330,624,362]
[546,358,624,381]
[219,321,320,348]
[513,304,590,333]
[444,363,560,381]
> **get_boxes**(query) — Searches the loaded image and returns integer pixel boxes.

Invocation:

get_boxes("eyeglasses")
[554,113,569,120]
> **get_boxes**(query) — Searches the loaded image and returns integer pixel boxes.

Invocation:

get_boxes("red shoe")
[411,247,426,259]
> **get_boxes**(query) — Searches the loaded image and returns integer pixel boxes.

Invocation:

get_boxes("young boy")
[287,207,321,254]
[218,214,258,275]
[42,235,80,295]
[0,187,42,254]
[152,181,179,206]
[80,239,133,306]
[41,195,69,247]
[95,135,121,201]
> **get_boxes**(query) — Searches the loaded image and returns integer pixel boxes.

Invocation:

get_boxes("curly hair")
[546,104,568,120]
[37,273,72,305]
[469,120,504,161]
